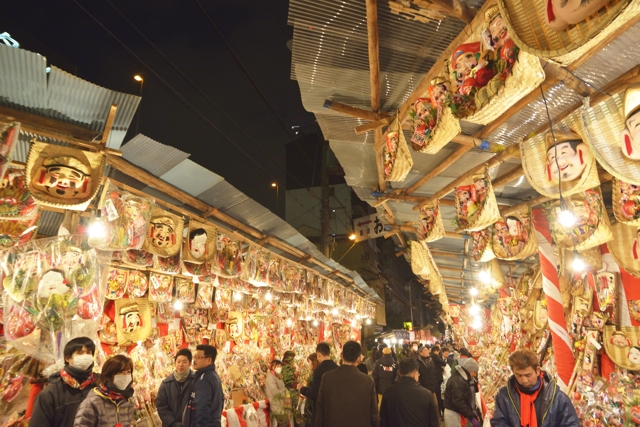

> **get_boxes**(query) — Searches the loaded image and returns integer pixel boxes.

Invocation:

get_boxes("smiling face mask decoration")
[545,130,590,183]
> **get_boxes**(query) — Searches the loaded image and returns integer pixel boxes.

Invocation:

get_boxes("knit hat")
[462,358,479,373]
[382,348,392,355]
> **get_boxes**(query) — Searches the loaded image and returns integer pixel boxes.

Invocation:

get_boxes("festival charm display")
[496,0,638,65]
[416,202,445,242]
[2,235,107,363]
[582,85,640,185]
[547,188,612,251]
[491,211,537,260]
[91,180,153,250]
[195,281,214,309]
[381,117,413,182]
[115,297,152,346]
[0,170,41,248]
[141,207,184,257]
[227,311,244,341]
[25,141,105,211]
[183,219,216,264]
[105,267,128,300]
[522,129,598,198]
[152,252,181,274]
[121,249,154,269]
[175,278,196,303]
[606,221,640,278]
[612,178,640,226]
[454,168,501,231]
[0,122,20,179]
[216,232,243,277]
[148,272,174,302]
[125,269,149,298]
[408,77,460,154]
[471,228,495,261]
[603,326,640,371]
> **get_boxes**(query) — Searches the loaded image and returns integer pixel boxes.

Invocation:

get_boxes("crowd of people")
[26,336,580,427]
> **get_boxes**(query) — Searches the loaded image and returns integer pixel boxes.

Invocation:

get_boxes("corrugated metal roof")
[160,160,224,197]
[0,45,140,150]
[121,134,190,176]
[37,210,64,237]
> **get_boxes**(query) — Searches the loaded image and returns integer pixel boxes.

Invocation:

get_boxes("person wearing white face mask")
[30,337,97,427]
[74,355,135,427]
[265,360,289,427]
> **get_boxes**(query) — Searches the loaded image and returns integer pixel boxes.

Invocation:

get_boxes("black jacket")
[300,359,339,427]
[157,371,196,427]
[491,372,580,427]
[444,365,476,421]
[380,376,439,427]
[372,354,397,396]
[29,370,96,427]
[183,364,223,427]
[417,356,438,393]
[430,352,447,383]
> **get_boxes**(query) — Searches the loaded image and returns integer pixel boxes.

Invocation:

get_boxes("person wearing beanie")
[372,346,398,407]
[491,349,579,427]
[157,348,196,427]
[444,352,480,427]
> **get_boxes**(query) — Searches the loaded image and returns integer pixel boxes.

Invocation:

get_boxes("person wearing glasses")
[183,345,223,427]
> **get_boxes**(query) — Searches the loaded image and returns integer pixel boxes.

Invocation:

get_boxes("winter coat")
[265,372,287,415]
[364,357,375,373]
[315,364,379,427]
[357,363,368,375]
[156,371,196,427]
[73,388,135,427]
[380,376,439,427]
[372,354,397,395]
[417,356,438,393]
[299,359,338,427]
[431,352,447,383]
[30,371,96,427]
[444,365,476,421]
[491,371,580,427]
[183,364,223,427]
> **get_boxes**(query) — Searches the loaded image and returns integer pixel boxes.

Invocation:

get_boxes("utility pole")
[320,138,330,257]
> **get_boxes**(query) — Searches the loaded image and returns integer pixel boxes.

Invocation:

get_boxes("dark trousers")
[435,384,443,416]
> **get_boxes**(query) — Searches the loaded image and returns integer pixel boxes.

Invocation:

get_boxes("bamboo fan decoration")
[409,78,461,154]
[416,202,445,242]
[582,86,640,186]
[612,178,640,226]
[521,128,599,198]
[381,117,413,182]
[547,188,613,251]
[471,228,495,262]
[454,167,501,231]
[607,221,640,278]
[603,325,640,371]
[497,0,639,66]
[491,211,538,260]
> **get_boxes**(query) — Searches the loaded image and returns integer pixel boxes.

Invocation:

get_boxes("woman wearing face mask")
[156,348,195,427]
[30,337,97,427]
[73,355,135,427]
[265,360,289,427]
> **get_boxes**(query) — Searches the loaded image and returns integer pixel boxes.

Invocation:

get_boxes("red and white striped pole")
[532,208,575,391]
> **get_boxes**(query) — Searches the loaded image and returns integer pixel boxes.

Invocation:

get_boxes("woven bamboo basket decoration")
[497,0,640,66]
[472,228,496,262]
[25,141,105,211]
[521,128,600,198]
[603,325,640,371]
[142,206,184,257]
[607,221,640,278]
[417,202,445,242]
[410,240,432,277]
[454,167,501,231]
[581,87,640,186]
[489,258,507,290]
[547,188,613,251]
[612,178,640,226]
[561,246,603,275]
[533,300,549,330]
[492,211,538,260]
[382,117,414,182]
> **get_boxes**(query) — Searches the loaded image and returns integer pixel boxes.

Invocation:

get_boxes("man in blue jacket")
[184,344,223,427]
[491,349,579,427]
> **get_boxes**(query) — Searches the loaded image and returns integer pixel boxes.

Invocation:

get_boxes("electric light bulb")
[472,317,482,330]
[558,209,576,228]
[234,292,242,301]
[87,221,106,240]
[265,291,272,301]
[469,304,480,316]
[398,339,404,345]
[391,338,397,344]
[349,233,356,241]
[173,300,183,311]
[365,318,371,325]
[332,308,338,316]
[286,318,293,327]
[478,270,491,284]
[313,319,319,327]
[572,252,585,273]
[469,287,479,296]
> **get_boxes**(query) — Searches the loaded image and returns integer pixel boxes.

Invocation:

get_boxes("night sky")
[1,0,317,216]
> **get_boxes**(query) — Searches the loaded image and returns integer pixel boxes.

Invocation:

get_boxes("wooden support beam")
[406,145,472,194]
[0,105,98,141]
[381,201,406,247]
[541,61,592,97]
[100,104,118,146]
[492,166,524,189]
[414,143,521,211]
[374,128,387,192]
[365,0,381,114]
[428,0,476,23]
[396,251,406,258]
[374,193,456,207]
[324,100,389,122]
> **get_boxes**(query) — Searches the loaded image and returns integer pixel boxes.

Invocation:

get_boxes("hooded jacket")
[30,367,96,427]
[444,365,476,421]
[73,388,135,427]
[490,371,580,427]
[183,364,223,427]
[372,354,397,395]
[157,371,196,427]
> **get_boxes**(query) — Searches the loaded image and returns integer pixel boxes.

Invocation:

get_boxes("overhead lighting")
[365,318,372,325]
[469,304,480,316]
[478,270,491,284]
[173,300,183,311]
[87,221,106,240]
[332,308,338,316]
[558,196,576,228]
[271,182,277,187]
[313,319,318,327]
[349,233,356,241]
[472,317,483,330]
[469,287,479,296]
[286,318,293,327]
[265,291,272,301]
[234,292,243,301]
[572,250,586,273]
[134,74,143,82]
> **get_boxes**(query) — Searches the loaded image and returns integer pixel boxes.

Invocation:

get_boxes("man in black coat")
[444,358,480,427]
[299,342,338,427]
[380,358,439,427]
[30,337,97,427]
[183,345,223,427]
[372,347,397,400]
[417,346,438,393]
[431,345,448,418]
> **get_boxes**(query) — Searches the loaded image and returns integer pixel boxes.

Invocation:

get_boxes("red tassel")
[625,134,633,155]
